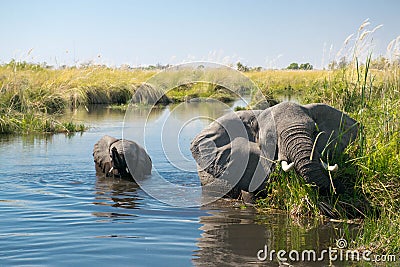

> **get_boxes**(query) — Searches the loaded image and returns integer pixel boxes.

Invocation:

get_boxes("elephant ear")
[93,135,119,171]
[304,103,359,157]
[190,110,257,176]
[119,140,152,180]
[256,108,277,178]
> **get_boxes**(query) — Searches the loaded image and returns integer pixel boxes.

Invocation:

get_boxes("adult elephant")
[258,102,358,192]
[93,135,152,180]
[190,110,268,199]
[190,102,358,199]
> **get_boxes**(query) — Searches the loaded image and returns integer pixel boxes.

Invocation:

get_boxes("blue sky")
[1,0,399,69]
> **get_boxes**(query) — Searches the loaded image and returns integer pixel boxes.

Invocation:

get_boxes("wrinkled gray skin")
[93,135,152,180]
[190,102,358,199]
[259,102,358,191]
[190,110,267,198]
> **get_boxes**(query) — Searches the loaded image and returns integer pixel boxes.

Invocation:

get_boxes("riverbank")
[0,62,155,134]
[0,62,239,133]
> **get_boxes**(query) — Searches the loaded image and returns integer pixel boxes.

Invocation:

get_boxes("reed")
[255,21,400,254]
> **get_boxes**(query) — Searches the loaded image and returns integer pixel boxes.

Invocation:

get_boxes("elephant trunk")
[280,124,330,190]
[111,146,128,177]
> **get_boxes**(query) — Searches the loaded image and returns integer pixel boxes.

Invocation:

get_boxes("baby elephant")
[93,135,152,180]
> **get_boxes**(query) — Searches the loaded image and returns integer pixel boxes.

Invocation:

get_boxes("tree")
[236,62,250,72]
[299,63,313,70]
[287,62,299,70]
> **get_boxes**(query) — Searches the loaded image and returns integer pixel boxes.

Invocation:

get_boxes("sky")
[1,0,400,69]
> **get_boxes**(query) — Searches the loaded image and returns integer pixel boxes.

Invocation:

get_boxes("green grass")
[256,164,321,217]
[0,109,86,134]
[252,58,400,254]
[0,61,156,134]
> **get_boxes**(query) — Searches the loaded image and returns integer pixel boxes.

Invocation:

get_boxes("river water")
[0,101,356,266]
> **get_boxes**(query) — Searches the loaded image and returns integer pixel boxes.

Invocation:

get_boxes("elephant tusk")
[108,167,114,173]
[321,161,338,172]
[328,164,339,172]
[281,161,294,172]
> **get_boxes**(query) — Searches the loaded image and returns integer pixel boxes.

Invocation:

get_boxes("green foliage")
[369,56,389,70]
[287,62,313,70]
[236,62,262,72]
[355,213,400,254]
[5,59,49,71]
[328,57,349,70]
[61,121,86,133]
[287,62,299,70]
[234,106,247,111]
[299,63,313,70]
[237,62,250,72]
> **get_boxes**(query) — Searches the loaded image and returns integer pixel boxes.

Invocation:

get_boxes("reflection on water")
[194,203,354,266]
[194,206,269,265]
[0,102,355,266]
[65,104,166,125]
[275,92,302,104]
[168,101,237,121]
[93,174,141,211]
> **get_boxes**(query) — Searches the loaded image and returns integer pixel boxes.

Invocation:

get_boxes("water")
[0,102,354,266]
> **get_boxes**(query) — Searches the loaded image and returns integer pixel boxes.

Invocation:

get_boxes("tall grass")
[254,21,400,254]
[0,62,242,133]
[0,62,155,134]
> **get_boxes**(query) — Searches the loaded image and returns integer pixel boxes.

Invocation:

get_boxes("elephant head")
[190,110,268,199]
[190,102,358,199]
[258,102,358,191]
[93,135,152,180]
